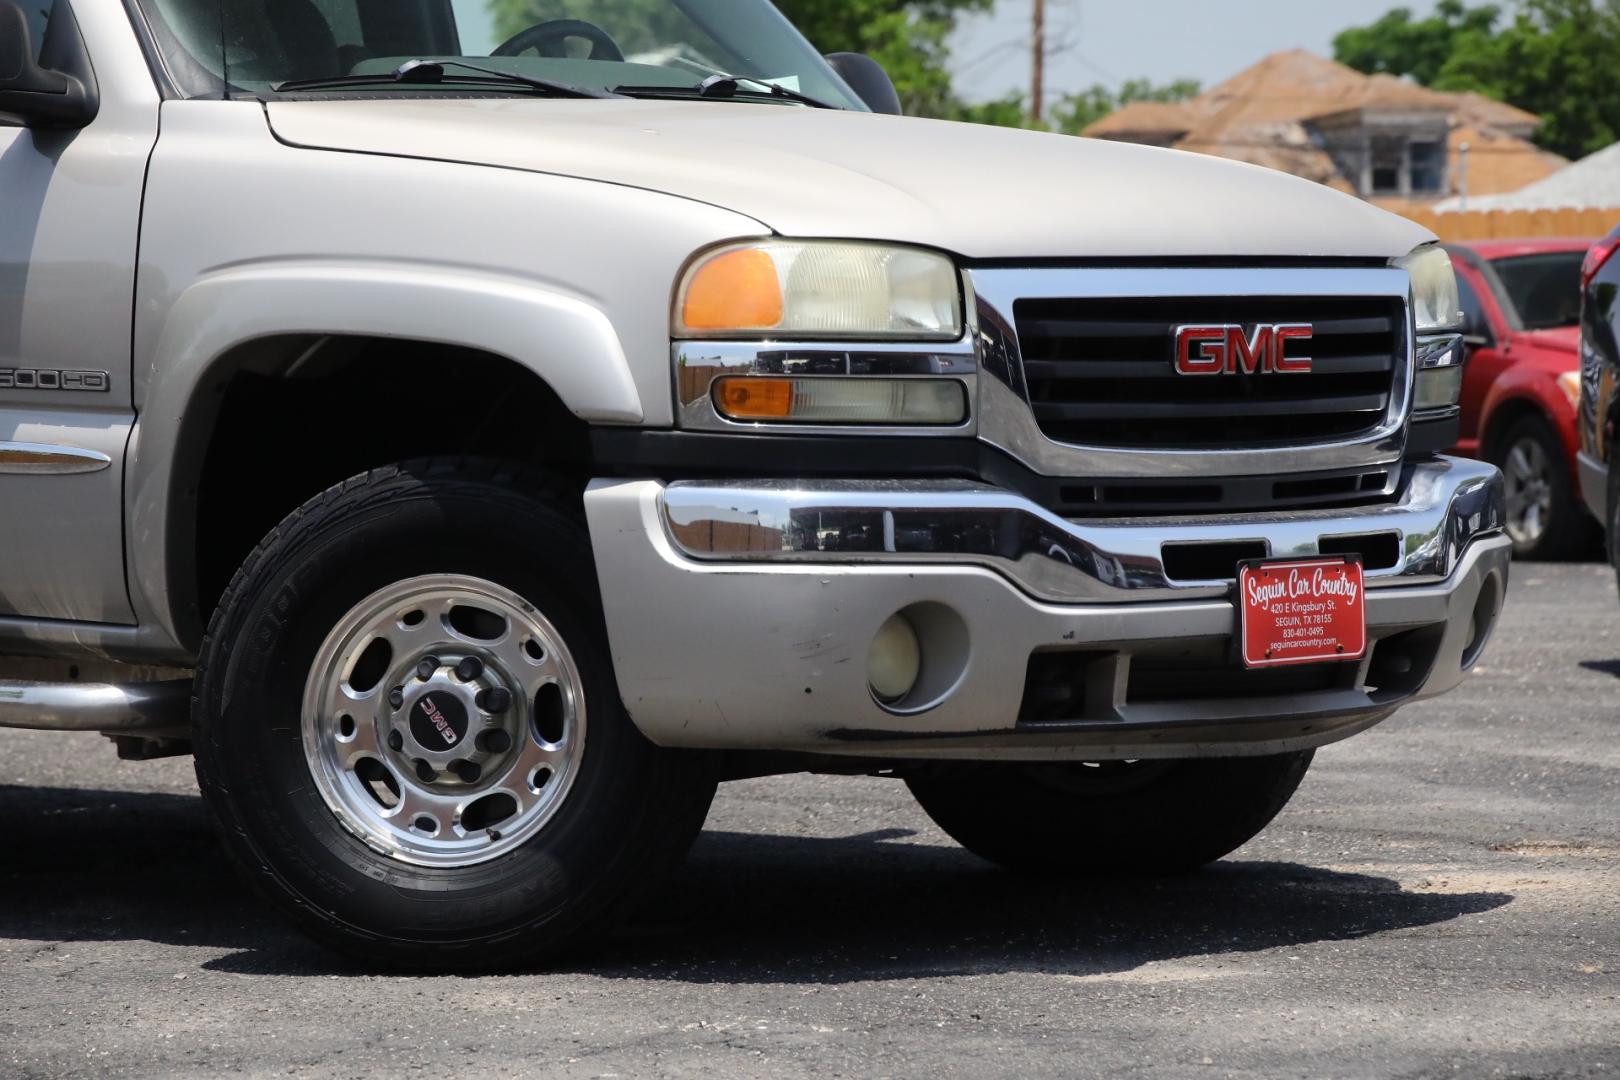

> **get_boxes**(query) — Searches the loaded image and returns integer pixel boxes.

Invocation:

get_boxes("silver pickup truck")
[2,0,1507,970]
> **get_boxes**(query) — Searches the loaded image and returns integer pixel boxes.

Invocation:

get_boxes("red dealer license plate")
[1237,556,1367,668]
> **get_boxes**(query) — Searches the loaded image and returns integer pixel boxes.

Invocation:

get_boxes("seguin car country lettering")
[1244,563,1361,610]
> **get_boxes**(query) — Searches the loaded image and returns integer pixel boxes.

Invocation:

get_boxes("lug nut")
[414,759,437,783]
[416,657,439,680]
[455,656,484,682]
[387,729,404,752]
[477,729,512,754]
[388,686,404,709]
[477,687,513,714]
[451,759,482,784]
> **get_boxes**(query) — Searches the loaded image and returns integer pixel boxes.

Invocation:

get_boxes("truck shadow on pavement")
[0,784,1512,982]
[1577,658,1620,679]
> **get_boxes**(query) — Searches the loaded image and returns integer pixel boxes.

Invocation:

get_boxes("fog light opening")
[1461,572,1502,670]
[868,612,922,704]
[868,602,972,715]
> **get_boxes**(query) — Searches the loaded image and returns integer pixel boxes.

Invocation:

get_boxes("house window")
[1370,135,1405,194]
[1409,140,1446,193]
[1365,133,1447,197]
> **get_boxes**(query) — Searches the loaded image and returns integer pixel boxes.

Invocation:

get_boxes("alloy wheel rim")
[301,574,586,868]
[1502,436,1554,547]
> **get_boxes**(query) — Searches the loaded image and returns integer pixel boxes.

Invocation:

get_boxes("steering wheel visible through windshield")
[132,0,865,109]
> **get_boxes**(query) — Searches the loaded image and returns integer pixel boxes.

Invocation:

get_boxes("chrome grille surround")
[967,267,1415,479]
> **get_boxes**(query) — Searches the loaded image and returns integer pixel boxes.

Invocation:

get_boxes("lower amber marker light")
[711,376,966,425]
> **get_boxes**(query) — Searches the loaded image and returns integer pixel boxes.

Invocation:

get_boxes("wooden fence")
[1401,206,1620,241]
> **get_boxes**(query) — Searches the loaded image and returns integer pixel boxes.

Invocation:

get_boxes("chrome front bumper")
[584,456,1509,760]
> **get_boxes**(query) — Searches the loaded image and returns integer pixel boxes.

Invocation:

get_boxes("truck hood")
[264,98,1433,261]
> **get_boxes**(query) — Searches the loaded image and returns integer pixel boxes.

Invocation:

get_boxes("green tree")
[1435,0,1620,158]
[1047,77,1201,136]
[935,78,1201,134]
[938,92,1032,128]
[1334,0,1620,158]
[1332,0,1502,86]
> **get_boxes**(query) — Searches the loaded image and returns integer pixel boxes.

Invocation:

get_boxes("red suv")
[1445,239,1593,558]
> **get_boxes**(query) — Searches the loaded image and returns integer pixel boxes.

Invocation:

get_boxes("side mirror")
[0,1,98,129]
[824,52,902,116]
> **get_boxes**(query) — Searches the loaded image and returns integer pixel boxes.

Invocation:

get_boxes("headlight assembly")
[1395,245,1465,413]
[1396,245,1463,334]
[674,240,963,340]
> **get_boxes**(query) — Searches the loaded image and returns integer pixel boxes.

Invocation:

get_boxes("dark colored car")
[1577,224,1620,586]
[1446,239,1593,558]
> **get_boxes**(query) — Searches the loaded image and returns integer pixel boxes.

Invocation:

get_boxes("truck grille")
[1014,296,1404,450]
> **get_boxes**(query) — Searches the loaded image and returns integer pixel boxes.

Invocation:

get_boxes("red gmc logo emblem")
[1174,324,1314,375]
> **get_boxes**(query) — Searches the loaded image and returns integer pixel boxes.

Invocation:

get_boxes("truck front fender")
[139,259,645,423]
[125,260,652,657]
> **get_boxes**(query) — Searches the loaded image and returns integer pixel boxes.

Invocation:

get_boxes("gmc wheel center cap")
[410,691,469,751]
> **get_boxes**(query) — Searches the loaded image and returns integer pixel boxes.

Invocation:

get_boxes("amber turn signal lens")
[712,376,966,425]
[680,248,784,333]
[713,376,794,420]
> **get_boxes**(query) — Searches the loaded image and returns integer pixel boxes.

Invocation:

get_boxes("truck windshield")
[133,0,865,109]
[1490,251,1584,331]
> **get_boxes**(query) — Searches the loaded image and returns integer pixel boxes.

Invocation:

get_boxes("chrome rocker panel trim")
[658,456,1504,603]
[0,679,190,733]
[584,467,1509,760]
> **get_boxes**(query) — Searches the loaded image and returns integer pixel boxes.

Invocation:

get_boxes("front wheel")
[1493,415,1591,560]
[193,460,715,970]
[906,752,1313,874]
[1607,451,1620,599]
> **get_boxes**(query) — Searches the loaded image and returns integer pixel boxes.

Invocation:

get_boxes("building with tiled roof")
[1434,140,1620,211]
[1083,50,1563,210]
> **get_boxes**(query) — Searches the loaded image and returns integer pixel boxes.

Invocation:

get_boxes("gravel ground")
[1,563,1616,1079]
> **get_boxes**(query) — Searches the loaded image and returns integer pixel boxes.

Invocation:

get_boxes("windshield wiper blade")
[613,74,838,109]
[274,59,618,99]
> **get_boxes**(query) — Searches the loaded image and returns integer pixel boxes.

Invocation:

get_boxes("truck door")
[0,1,157,623]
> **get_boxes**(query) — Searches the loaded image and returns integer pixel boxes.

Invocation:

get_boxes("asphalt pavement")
[1,562,1616,1079]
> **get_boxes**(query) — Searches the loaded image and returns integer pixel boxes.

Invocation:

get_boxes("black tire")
[906,751,1313,874]
[1607,453,1620,599]
[192,459,716,971]
[1491,414,1593,560]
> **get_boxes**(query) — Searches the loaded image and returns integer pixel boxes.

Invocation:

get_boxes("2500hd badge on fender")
[0,0,1506,970]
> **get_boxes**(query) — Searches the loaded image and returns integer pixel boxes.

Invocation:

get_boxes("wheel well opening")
[1481,400,1543,461]
[188,337,591,632]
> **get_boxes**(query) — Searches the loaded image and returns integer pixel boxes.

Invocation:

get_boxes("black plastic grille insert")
[1014,295,1404,450]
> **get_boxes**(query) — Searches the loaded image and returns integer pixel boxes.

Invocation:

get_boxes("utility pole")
[1458,142,1470,212]
[1031,0,1045,124]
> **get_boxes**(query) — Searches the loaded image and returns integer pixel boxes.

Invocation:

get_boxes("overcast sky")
[950,0,1441,104]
